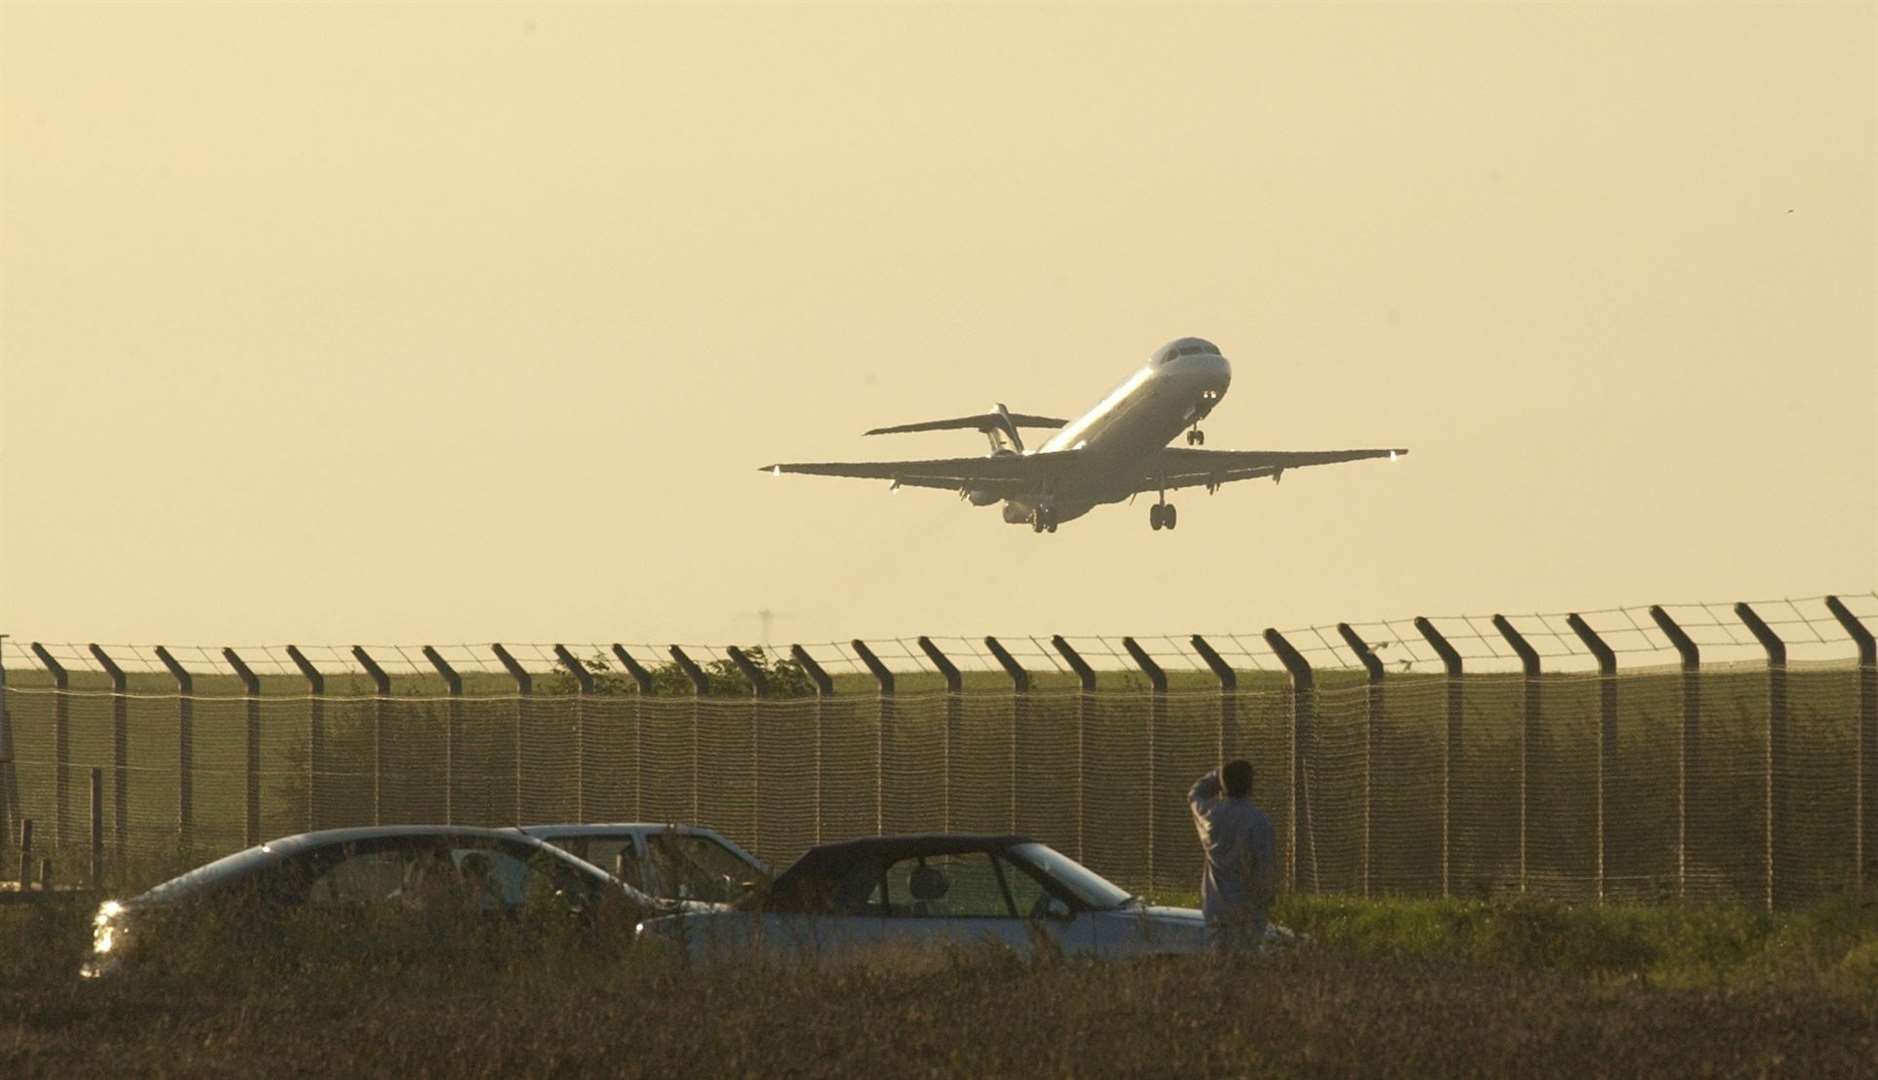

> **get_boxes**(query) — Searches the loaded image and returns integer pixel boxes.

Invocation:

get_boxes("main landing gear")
[1149,502,1178,531]
[1031,507,1059,533]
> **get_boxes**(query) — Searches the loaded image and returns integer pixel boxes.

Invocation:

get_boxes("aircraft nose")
[1208,352,1232,393]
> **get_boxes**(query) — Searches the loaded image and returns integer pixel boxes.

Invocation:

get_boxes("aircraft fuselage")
[999,345,1232,525]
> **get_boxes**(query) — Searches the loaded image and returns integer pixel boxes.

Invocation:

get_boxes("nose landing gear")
[1186,428,1205,446]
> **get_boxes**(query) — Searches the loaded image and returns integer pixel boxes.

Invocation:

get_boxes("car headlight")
[81,901,130,979]
[92,901,124,950]
[92,901,129,953]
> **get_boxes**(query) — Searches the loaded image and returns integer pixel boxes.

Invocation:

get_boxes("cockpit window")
[1158,338,1219,363]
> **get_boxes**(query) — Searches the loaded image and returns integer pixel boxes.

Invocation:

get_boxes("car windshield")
[1007,843,1132,910]
[139,845,278,904]
[644,833,763,904]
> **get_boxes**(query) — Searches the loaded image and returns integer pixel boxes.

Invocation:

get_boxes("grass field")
[4,890,1874,1076]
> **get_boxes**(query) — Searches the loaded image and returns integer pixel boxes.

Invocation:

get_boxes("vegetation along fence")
[3,594,1874,910]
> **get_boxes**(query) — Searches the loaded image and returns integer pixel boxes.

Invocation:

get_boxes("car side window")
[573,838,641,890]
[448,847,540,909]
[881,854,1015,918]
[304,848,407,906]
[301,843,566,914]
[994,854,1054,919]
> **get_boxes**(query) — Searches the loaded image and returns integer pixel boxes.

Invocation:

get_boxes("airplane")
[760,337,1406,533]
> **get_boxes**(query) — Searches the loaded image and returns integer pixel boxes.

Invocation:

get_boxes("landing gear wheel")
[1187,429,1205,446]
[1149,504,1164,531]
[1164,504,1178,530]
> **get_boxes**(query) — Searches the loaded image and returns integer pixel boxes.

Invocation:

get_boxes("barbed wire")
[3,592,1872,682]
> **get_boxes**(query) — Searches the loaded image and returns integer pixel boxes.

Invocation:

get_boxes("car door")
[871,852,1043,954]
[768,854,889,956]
[987,852,1099,956]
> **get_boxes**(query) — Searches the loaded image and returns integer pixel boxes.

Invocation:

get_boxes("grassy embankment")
[3,890,1874,1076]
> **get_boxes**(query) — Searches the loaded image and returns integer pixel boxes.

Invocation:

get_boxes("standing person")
[1189,759,1277,952]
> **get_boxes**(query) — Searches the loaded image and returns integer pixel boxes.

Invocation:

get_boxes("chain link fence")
[3,594,1873,908]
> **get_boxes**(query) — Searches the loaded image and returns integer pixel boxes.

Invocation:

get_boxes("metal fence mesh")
[4,659,1869,911]
[3,594,1873,908]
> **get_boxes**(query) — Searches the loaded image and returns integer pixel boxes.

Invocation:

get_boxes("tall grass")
[4,891,1874,1076]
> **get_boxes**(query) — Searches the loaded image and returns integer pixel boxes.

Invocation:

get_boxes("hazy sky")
[3,2,1873,651]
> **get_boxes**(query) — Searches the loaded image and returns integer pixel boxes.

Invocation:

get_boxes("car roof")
[133,826,565,905]
[774,833,1035,879]
[509,823,729,839]
[262,824,536,856]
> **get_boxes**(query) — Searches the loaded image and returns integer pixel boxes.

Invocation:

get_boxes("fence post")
[154,646,193,854]
[726,647,770,698]
[791,645,834,845]
[0,637,12,866]
[1493,615,1541,895]
[89,645,130,865]
[352,646,391,826]
[612,646,655,822]
[89,767,103,888]
[852,641,894,837]
[1122,638,1166,894]
[1649,606,1700,902]
[1567,615,1618,903]
[1414,618,1462,898]
[918,638,963,836]
[985,637,1028,835]
[18,819,31,889]
[491,644,532,695]
[1338,624,1385,897]
[669,647,708,824]
[553,645,592,823]
[727,646,767,854]
[491,644,531,828]
[29,644,69,849]
[423,647,462,826]
[1262,630,1317,894]
[611,646,656,694]
[223,648,262,847]
[1188,635,1236,766]
[1825,596,1876,893]
[1736,603,1785,913]
[286,646,324,832]
[1053,636,1096,862]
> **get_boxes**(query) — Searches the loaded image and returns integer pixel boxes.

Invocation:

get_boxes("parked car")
[637,833,1214,960]
[82,825,680,978]
[510,823,770,906]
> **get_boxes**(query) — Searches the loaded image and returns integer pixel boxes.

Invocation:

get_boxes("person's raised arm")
[1189,768,1222,816]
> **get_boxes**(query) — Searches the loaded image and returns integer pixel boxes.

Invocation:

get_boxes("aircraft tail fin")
[865,404,1064,455]
[863,408,1067,437]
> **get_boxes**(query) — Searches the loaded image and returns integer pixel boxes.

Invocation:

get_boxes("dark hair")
[1223,759,1254,798]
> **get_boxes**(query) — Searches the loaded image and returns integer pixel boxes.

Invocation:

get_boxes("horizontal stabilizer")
[865,411,1066,436]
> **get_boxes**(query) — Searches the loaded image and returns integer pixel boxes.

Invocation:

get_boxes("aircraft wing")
[1141,446,1407,492]
[760,451,1075,495]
